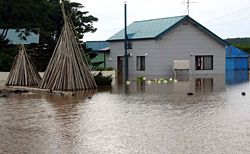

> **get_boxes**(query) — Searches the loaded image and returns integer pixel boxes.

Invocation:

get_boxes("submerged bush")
[95,66,115,71]
[94,71,112,85]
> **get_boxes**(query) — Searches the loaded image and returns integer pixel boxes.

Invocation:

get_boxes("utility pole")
[124,2,128,84]
[182,0,198,16]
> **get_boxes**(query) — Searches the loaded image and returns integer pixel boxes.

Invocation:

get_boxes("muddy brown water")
[1,72,250,153]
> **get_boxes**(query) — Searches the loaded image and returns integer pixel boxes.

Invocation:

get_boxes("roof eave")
[107,37,155,42]
[155,15,188,39]
[187,17,230,46]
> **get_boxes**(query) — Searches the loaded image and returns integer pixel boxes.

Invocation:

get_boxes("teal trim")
[107,15,186,41]
[187,17,230,46]
[86,41,109,51]
[155,16,188,39]
[107,15,230,46]
[108,37,155,42]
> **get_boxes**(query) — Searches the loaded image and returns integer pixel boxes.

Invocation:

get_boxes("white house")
[106,15,230,76]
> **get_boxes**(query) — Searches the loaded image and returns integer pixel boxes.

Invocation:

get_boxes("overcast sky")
[74,0,250,42]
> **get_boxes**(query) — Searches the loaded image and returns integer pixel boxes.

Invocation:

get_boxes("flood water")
[1,71,250,154]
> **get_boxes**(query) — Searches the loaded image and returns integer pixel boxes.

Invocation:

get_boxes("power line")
[165,16,250,40]
[203,6,250,24]
[207,16,250,27]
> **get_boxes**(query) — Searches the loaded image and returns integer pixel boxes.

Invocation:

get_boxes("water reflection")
[226,70,249,85]
[1,72,250,153]
[195,78,213,92]
[43,90,97,153]
[112,74,225,94]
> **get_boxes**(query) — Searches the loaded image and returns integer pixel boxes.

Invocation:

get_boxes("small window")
[195,56,213,70]
[127,40,132,49]
[137,56,145,71]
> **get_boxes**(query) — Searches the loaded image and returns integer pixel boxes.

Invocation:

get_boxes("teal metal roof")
[86,41,109,51]
[0,29,39,44]
[107,15,229,46]
[107,15,187,41]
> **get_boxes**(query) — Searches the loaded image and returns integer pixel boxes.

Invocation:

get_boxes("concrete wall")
[107,19,226,75]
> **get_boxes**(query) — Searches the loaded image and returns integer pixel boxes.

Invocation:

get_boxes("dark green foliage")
[225,37,250,44]
[0,0,98,71]
[0,40,18,71]
[95,66,115,71]
[224,37,250,54]
[232,43,250,55]
[94,72,112,85]
[83,46,104,70]
[88,52,98,59]
[87,52,105,70]
[92,61,105,70]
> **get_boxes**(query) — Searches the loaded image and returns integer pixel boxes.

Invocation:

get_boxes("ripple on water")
[1,74,250,153]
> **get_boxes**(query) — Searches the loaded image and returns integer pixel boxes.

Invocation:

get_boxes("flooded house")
[106,15,230,76]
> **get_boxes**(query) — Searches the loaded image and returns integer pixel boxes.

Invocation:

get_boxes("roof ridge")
[133,15,188,23]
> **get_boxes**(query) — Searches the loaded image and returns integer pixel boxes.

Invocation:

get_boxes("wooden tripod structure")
[5,44,41,86]
[39,4,97,91]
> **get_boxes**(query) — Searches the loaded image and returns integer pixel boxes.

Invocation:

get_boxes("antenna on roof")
[181,0,198,16]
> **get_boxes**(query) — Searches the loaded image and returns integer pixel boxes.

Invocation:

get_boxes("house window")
[195,56,213,70]
[137,56,145,71]
[127,40,132,49]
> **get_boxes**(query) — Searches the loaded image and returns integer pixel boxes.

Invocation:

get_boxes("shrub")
[94,71,112,85]
[95,66,115,71]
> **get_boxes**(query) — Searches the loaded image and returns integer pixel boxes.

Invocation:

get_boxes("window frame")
[195,55,213,70]
[137,56,145,71]
[127,40,132,49]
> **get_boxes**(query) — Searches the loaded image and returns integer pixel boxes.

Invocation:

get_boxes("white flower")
[154,79,158,82]
[126,81,130,85]
[143,77,146,80]
[158,80,161,83]
[163,80,168,83]
[147,80,152,84]
[174,79,178,83]
[169,78,172,81]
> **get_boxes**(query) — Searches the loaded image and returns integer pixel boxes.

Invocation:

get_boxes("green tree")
[0,0,98,71]
[232,43,250,55]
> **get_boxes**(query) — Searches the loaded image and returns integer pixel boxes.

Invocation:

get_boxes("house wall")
[107,20,226,75]
[106,39,156,75]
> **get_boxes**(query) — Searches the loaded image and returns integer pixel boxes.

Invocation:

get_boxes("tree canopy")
[0,0,98,71]
[0,0,98,41]
[224,38,250,54]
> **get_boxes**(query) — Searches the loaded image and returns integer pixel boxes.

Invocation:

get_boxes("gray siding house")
[106,15,229,76]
